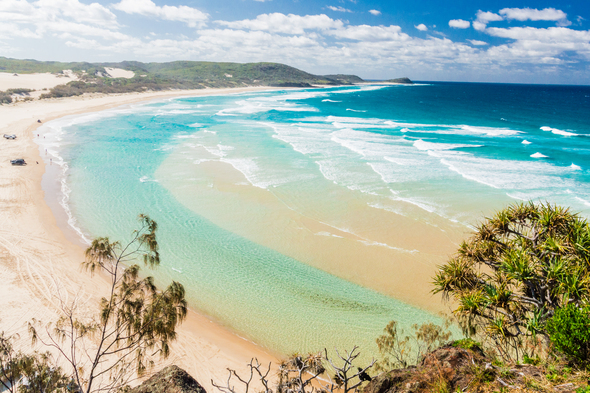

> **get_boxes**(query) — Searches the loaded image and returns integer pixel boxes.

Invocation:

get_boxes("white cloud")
[0,0,118,28]
[327,6,351,13]
[472,21,487,31]
[368,10,381,16]
[468,39,488,46]
[216,13,343,34]
[476,10,503,23]
[112,0,208,27]
[485,26,590,43]
[328,24,408,42]
[415,24,427,31]
[449,19,470,29]
[0,0,131,43]
[499,7,567,22]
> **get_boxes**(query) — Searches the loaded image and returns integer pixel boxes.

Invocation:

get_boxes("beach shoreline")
[0,86,283,390]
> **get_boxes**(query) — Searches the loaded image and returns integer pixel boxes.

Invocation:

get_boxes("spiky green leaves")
[433,202,590,360]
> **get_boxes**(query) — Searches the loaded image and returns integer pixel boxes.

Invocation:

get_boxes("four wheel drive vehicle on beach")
[10,159,26,166]
[3,134,16,139]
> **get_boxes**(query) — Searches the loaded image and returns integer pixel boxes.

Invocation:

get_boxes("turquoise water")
[37,83,590,358]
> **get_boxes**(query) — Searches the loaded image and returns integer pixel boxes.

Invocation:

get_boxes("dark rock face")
[127,365,207,393]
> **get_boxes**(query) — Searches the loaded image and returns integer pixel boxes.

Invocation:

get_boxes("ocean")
[37,82,590,359]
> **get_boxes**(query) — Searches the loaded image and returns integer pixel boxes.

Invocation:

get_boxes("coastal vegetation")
[0,57,415,103]
[0,57,363,99]
[24,215,187,393]
[433,202,590,363]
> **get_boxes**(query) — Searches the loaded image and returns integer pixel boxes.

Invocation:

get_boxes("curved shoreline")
[0,87,282,390]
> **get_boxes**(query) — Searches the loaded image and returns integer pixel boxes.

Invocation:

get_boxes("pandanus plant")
[433,202,590,360]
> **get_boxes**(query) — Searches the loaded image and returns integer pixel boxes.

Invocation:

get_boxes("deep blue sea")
[37,82,590,359]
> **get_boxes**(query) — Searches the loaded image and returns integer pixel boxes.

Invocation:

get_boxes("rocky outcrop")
[386,78,413,84]
[126,365,207,393]
[361,344,565,393]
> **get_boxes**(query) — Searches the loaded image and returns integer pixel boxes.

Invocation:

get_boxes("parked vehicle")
[10,159,26,165]
[3,134,16,139]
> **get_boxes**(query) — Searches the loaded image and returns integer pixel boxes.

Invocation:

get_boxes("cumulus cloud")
[328,24,408,42]
[0,0,118,28]
[0,0,131,42]
[499,7,567,22]
[476,10,503,23]
[112,0,208,27]
[472,21,487,31]
[368,10,381,16]
[327,6,352,13]
[468,39,488,46]
[216,13,343,34]
[415,24,427,31]
[449,19,470,29]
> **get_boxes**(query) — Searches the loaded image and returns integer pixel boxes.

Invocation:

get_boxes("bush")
[433,202,590,361]
[0,91,12,104]
[6,87,33,95]
[546,304,590,366]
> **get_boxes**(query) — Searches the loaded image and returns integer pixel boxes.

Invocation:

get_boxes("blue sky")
[0,0,589,84]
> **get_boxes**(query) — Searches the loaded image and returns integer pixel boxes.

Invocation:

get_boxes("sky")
[0,0,589,84]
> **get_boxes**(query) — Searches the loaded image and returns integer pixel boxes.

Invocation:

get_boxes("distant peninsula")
[386,77,413,84]
[0,57,413,101]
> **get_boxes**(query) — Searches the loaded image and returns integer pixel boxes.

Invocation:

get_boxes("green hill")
[0,57,364,90]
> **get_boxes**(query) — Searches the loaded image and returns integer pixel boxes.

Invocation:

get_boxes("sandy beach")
[0,75,281,390]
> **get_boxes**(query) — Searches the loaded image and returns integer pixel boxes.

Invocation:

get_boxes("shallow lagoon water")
[37,83,590,358]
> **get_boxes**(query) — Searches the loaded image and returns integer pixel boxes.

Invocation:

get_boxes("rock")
[126,365,206,393]
[362,345,488,393]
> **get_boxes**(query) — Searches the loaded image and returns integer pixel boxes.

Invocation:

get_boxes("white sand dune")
[0,71,77,91]
[105,67,135,78]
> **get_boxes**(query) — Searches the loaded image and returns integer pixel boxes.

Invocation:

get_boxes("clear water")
[37,83,590,359]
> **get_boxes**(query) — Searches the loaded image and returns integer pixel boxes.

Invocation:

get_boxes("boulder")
[126,365,206,393]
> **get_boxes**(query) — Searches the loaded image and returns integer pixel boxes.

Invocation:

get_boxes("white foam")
[175,134,201,139]
[540,126,577,136]
[530,152,548,158]
[571,163,582,170]
[506,193,527,201]
[346,108,368,113]
[458,125,522,136]
[358,239,418,253]
[315,231,343,238]
[522,140,532,145]
[322,99,341,103]
[575,197,590,207]
[413,139,482,151]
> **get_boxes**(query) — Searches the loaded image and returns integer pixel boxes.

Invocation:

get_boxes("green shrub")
[546,304,590,366]
[6,87,33,95]
[451,338,482,351]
